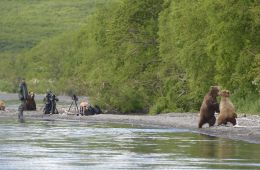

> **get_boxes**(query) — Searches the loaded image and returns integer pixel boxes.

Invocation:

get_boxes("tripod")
[68,94,79,114]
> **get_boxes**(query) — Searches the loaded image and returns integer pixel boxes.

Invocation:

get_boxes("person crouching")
[79,101,102,116]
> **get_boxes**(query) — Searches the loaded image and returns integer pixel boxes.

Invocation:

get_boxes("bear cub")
[198,86,220,128]
[217,90,237,126]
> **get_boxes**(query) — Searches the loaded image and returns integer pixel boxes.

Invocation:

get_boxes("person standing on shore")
[18,78,28,121]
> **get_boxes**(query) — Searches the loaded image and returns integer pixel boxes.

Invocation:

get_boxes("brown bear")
[25,91,36,110]
[0,100,5,110]
[217,90,237,126]
[80,101,89,115]
[198,86,220,128]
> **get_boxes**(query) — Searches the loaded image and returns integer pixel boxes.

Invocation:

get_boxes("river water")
[0,118,260,170]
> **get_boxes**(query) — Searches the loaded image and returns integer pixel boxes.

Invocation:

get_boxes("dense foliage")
[1,0,259,114]
[0,0,111,91]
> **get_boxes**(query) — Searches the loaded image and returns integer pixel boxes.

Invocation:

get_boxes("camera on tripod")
[68,94,79,114]
[72,94,78,102]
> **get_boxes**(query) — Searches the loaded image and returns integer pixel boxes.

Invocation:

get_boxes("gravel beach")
[0,92,259,144]
[1,108,260,144]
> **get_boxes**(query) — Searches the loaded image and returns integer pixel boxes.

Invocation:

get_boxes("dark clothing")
[43,91,59,114]
[18,100,26,121]
[80,105,102,116]
[18,82,28,101]
[18,81,28,121]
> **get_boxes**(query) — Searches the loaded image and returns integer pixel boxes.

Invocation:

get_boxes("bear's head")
[219,90,230,97]
[210,86,220,97]
[80,101,89,108]
[29,91,35,100]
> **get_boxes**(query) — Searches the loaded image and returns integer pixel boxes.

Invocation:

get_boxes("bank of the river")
[0,108,260,144]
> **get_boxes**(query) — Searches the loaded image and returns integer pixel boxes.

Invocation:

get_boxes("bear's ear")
[210,86,214,89]
[227,90,230,95]
[210,85,220,90]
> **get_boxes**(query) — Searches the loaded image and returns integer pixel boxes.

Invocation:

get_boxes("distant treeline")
[1,0,259,114]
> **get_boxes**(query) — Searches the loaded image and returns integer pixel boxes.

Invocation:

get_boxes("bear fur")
[198,86,220,128]
[0,100,5,110]
[80,101,89,114]
[79,101,102,115]
[217,90,237,126]
[25,92,36,110]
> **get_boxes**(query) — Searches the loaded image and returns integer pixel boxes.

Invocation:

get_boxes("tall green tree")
[4,0,259,113]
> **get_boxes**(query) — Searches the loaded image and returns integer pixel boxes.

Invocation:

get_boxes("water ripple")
[0,118,259,169]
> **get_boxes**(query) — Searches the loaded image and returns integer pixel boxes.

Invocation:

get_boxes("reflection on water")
[0,118,259,170]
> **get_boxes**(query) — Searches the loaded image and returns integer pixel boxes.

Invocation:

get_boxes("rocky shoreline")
[0,108,260,144]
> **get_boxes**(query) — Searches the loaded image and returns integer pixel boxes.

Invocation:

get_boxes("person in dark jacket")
[43,90,59,114]
[18,78,28,121]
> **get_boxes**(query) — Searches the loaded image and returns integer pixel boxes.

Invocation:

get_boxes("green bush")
[232,93,260,114]
[0,80,14,92]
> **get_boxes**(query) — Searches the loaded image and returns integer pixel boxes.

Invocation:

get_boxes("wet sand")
[0,107,260,144]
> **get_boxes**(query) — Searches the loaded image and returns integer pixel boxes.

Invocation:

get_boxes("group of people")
[1,80,237,126]
[17,79,102,121]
